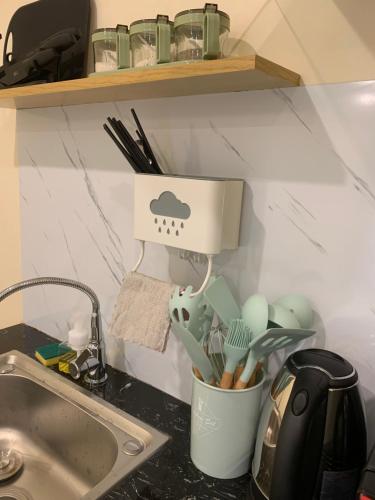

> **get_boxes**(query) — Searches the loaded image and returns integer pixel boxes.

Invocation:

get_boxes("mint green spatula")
[171,323,215,385]
[204,276,241,327]
[234,328,316,389]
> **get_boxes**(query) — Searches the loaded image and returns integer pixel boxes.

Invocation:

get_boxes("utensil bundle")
[103,108,163,175]
[169,277,316,390]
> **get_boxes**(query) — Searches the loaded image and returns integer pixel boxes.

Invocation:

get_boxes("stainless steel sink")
[0,351,169,500]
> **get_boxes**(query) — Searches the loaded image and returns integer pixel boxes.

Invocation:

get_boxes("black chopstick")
[106,118,147,173]
[112,117,159,175]
[103,124,143,173]
[107,117,151,174]
[103,109,164,175]
[136,130,158,171]
[114,118,151,169]
[131,108,163,174]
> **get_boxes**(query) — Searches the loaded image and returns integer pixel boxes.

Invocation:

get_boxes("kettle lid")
[288,349,357,388]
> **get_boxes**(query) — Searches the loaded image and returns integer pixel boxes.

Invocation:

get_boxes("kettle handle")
[269,367,329,500]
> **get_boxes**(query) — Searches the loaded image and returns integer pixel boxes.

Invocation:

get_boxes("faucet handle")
[69,349,98,380]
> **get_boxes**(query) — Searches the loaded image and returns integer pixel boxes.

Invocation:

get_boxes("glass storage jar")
[174,3,230,62]
[92,26,130,73]
[130,15,174,68]
[92,28,117,73]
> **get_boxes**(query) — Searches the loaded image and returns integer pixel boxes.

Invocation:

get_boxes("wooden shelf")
[0,55,300,110]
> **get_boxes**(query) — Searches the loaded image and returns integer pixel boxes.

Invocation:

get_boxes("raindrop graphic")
[167,228,170,235]
[154,218,158,224]
[176,230,179,236]
[181,222,184,229]
[172,221,175,227]
[158,227,162,233]
[163,219,166,226]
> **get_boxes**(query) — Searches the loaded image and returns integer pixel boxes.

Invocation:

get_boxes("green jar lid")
[174,5,230,30]
[92,28,118,43]
[93,27,117,34]
[130,15,174,36]
[117,24,129,34]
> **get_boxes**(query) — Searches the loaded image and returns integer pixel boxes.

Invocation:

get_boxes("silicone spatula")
[171,323,215,385]
[204,276,241,327]
[234,328,316,389]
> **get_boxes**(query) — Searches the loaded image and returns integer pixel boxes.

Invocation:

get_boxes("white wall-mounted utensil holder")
[134,174,244,255]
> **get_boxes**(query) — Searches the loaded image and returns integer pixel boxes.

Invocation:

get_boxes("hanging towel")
[108,272,174,352]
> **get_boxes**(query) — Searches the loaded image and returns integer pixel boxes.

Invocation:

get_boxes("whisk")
[207,323,227,382]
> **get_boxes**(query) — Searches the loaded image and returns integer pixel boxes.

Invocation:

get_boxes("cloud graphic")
[150,191,191,220]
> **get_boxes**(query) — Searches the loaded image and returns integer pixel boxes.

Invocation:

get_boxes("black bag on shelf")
[0,0,91,88]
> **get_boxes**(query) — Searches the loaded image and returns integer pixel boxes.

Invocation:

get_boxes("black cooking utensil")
[131,108,163,174]
[106,117,148,173]
[112,118,154,173]
[103,109,164,175]
[103,124,142,173]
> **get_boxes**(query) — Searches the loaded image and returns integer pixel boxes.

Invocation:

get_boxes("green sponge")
[35,343,72,367]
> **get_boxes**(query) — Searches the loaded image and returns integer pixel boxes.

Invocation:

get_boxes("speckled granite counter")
[0,324,253,500]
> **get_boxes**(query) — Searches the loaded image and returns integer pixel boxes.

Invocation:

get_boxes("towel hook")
[190,254,214,297]
[132,240,145,272]
[132,241,213,297]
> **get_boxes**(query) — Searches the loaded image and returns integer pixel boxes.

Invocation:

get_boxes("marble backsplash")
[16,81,375,441]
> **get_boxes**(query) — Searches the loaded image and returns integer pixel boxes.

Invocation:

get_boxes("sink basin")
[0,351,168,500]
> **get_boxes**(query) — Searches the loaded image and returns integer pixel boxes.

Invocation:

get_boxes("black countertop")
[0,324,253,500]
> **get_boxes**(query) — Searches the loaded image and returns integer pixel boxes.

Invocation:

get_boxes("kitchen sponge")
[35,343,73,367]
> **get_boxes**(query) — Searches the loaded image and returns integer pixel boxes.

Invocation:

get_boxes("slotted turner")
[234,328,316,389]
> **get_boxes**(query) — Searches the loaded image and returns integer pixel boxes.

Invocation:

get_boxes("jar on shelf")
[130,15,174,68]
[174,3,230,62]
[92,25,130,73]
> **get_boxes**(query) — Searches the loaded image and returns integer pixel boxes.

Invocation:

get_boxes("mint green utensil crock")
[191,370,264,479]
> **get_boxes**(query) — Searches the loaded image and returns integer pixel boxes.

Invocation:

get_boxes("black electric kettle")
[252,349,367,500]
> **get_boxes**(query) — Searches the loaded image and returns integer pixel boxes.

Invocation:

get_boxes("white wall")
[0,3,26,326]
[17,81,375,449]
[1,0,375,325]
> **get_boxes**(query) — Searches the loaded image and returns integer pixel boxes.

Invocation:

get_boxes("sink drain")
[0,450,23,482]
[0,487,32,500]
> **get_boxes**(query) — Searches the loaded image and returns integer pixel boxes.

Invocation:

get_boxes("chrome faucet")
[0,277,107,386]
